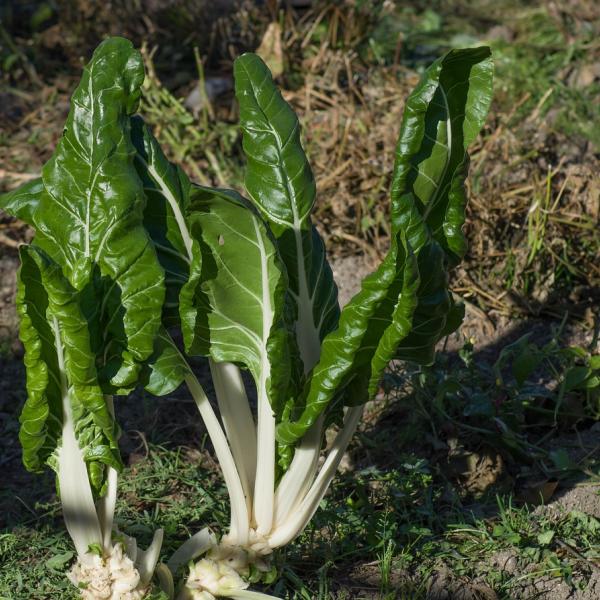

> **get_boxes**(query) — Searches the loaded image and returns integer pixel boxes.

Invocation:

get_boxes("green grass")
[1,1,599,598]
[361,2,600,148]
[3,441,600,599]
[2,328,600,598]
[4,315,597,599]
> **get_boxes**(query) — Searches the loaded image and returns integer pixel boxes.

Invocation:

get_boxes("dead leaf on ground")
[518,478,559,505]
[256,22,284,78]
[427,568,499,600]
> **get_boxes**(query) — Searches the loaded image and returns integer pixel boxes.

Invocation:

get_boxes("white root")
[177,537,278,600]
[69,543,147,600]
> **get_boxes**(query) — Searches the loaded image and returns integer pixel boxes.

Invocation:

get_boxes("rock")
[256,22,284,78]
[184,76,233,115]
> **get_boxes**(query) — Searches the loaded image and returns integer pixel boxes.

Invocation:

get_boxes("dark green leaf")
[513,345,544,388]
[368,242,420,396]
[494,333,538,387]
[390,47,493,364]
[17,246,121,494]
[235,53,315,232]
[275,48,492,445]
[394,242,454,366]
[131,116,193,328]
[564,366,593,392]
[549,448,575,471]
[390,47,493,261]
[277,234,419,444]
[31,37,165,389]
[143,328,191,397]
[0,177,43,224]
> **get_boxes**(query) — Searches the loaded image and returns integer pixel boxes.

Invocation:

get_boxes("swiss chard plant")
[1,38,169,599]
[1,36,493,599]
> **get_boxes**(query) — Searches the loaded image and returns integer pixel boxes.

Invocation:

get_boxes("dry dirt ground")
[333,254,600,600]
[1,1,599,597]
[0,245,599,599]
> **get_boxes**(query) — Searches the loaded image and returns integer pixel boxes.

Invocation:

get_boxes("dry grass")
[1,0,599,326]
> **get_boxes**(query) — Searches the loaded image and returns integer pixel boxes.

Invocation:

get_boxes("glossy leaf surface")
[276,47,492,445]
[390,47,493,260]
[0,177,43,224]
[390,47,493,363]
[143,328,191,397]
[235,53,339,371]
[181,186,291,413]
[31,37,165,388]
[277,235,419,444]
[131,116,194,327]
[17,246,121,494]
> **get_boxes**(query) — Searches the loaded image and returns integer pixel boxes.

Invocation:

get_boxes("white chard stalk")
[54,321,166,599]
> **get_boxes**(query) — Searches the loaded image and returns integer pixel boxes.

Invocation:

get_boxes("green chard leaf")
[235,53,339,373]
[390,47,493,363]
[130,118,295,403]
[143,328,192,397]
[0,177,43,224]
[180,186,292,414]
[6,37,176,496]
[276,47,492,445]
[128,116,199,395]
[17,246,121,494]
[130,115,194,328]
[391,47,493,260]
[17,248,62,475]
[277,234,419,445]
[394,242,459,365]
[29,37,165,389]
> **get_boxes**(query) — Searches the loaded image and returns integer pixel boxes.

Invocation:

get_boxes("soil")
[510,569,600,600]
[330,254,375,307]
[0,3,598,592]
[329,255,600,599]
[1,241,598,598]
[0,254,19,353]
